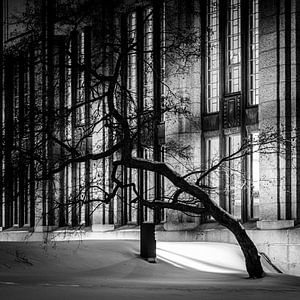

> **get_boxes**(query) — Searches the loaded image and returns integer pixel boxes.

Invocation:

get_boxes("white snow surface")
[0,240,299,300]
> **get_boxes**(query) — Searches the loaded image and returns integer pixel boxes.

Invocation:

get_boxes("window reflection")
[226,134,242,219]
[226,0,241,93]
[206,137,220,206]
[248,0,259,105]
[206,0,220,113]
[248,132,260,218]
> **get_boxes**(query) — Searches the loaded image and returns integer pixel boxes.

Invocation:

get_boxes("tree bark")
[205,204,264,278]
[119,158,264,278]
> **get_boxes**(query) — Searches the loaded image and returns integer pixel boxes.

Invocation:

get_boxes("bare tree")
[2,0,274,278]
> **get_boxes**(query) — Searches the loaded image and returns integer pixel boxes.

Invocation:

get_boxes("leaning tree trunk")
[204,201,264,278]
[122,158,265,278]
[180,189,264,278]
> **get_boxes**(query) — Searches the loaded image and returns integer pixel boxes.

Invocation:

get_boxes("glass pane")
[226,0,241,93]
[206,137,220,206]
[144,7,153,109]
[248,132,260,219]
[248,0,259,105]
[127,12,137,124]
[206,0,220,113]
[226,135,241,219]
[143,148,154,222]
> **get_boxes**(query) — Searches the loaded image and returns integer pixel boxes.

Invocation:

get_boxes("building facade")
[1,0,300,272]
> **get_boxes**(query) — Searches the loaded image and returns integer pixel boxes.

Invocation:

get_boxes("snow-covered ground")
[0,240,299,300]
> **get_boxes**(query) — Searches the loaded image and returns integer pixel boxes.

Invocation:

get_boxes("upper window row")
[206,0,259,114]
[124,0,259,115]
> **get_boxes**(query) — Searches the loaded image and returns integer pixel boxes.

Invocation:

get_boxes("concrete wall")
[1,226,299,276]
[158,228,300,276]
[259,0,300,222]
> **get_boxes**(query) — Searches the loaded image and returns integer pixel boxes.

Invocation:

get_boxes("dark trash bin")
[140,222,156,262]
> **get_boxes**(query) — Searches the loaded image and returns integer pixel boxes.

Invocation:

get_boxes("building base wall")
[257,220,295,230]
[157,227,300,277]
[0,225,299,276]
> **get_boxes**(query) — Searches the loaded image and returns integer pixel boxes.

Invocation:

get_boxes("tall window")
[125,12,139,224]
[75,31,86,225]
[76,31,85,127]
[226,0,241,93]
[128,12,137,100]
[23,63,30,225]
[206,0,220,113]
[65,42,72,225]
[206,137,220,206]
[248,0,259,105]
[205,0,259,110]
[226,134,242,219]
[125,6,164,224]
[144,7,153,110]
[247,132,259,219]
[63,30,89,226]
[143,7,154,223]
[203,0,260,222]
[13,64,19,226]
[161,3,166,105]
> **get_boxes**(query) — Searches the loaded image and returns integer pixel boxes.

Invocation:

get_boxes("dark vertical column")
[276,0,281,219]
[284,0,292,220]
[107,10,115,225]
[218,0,227,210]
[0,0,3,227]
[4,55,14,228]
[240,0,249,222]
[121,14,128,225]
[136,8,144,225]
[102,111,106,226]
[29,46,35,228]
[23,54,29,225]
[107,9,114,225]
[46,0,55,226]
[296,0,300,221]
[100,7,106,225]
[84,26,91,226]
[153,0,162,223]
[228,138,232,213]
[184,0,192,27]
[58,36,66,227]
[41,0,47,226]
[248,135,254,217]
[200,0,206,120]
[71,29,78,226]
[200,0,206,222]
[18,54,25,227]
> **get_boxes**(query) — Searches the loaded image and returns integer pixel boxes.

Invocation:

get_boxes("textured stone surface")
[256,220,295,229]
[1,225,300,276]
[91,224,115,232]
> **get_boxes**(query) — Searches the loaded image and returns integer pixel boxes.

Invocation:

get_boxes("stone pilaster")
[258,0,299,227]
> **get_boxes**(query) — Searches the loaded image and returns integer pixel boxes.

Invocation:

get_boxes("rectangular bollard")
[140,222,156,262]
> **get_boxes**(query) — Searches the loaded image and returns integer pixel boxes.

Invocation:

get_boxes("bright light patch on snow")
[0,240,299,300]
[156,242,246,274]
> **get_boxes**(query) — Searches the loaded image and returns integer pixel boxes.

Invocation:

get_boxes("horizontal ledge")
[257,220,295,230]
